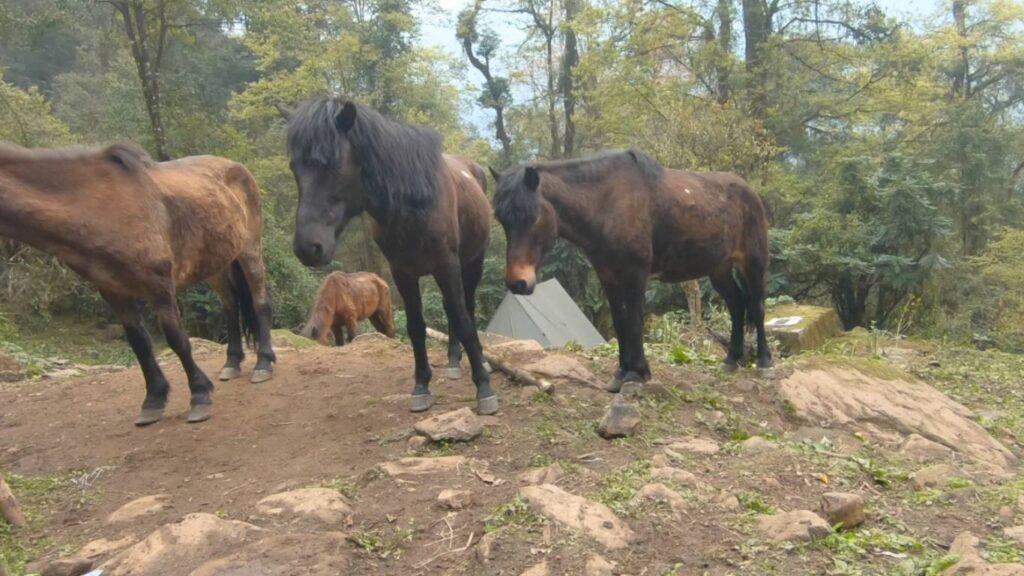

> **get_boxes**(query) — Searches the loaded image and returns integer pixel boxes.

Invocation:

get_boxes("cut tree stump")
[0,475,27,528]
[425,328,554,394]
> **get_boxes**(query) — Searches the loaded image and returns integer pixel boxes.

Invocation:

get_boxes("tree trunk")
[110,0,171,161]
[684,280,703,327]
[741,0,771,119]
[561,0,579,157]
[715,0,733,104]
[460,36,513,163]
[952,0,969,99]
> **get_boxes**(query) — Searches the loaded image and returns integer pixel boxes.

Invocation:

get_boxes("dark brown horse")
[0,143,276,425]
[492,149,772,391]
[300,271,396,345]
[279,98,496,413]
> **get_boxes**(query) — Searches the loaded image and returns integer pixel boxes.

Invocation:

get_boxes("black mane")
[286,97,443,216]
[494,149,664,227]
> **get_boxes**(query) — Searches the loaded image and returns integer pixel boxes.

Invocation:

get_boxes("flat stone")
[519,484,635,550]
[380,456,467,476]
[650,467,702,489]
[101,513,263,576]
[106,494,171,524]
[765,304,843,354]
[437,489,474,510]
[189,532,350,576]
[739,436,778,454]
[414,407,483,442]
[488,340,545,359]
[518,463,564,485]
[714,492,741,511]
[521,560,550,576]
[633,483,689,518]
[913,463,959,489]
[597,396,641,439]
[76,536,137,561]
[757,510,832,544]
[667,437,720,455]
[820,492,865,529]
[1004,526,1024,547]
[523,355,602,389]
[255,487,353,528]
[946,532,1024,575]
[585,553,615,576]
[407,435,429,451]
[899,433,954,463]
[37,557,94,576]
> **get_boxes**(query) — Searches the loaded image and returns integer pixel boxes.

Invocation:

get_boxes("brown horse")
[0,143,276,425]
[300,271,396,345]
[492,149,772,391]
[278,98,496,413]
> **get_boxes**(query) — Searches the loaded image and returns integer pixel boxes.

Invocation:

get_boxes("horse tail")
[229,260,258,348]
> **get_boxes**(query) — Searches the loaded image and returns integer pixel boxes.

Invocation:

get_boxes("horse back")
[443,155,491,264]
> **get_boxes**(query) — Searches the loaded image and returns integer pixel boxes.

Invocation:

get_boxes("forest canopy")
[1,0,1022,350]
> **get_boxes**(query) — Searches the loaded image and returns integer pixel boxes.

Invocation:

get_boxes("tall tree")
[458,1,513,163]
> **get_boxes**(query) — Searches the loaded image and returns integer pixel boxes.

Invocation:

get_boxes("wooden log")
[0,475,26,528]
[425,328,554,394]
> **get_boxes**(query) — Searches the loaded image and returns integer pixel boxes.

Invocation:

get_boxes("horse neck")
[0,159,87,248]
[539,177,602,250]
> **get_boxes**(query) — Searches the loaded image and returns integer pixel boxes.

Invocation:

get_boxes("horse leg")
[605,275,650,393]
[435,263,496,415]
[462,256,490,373]
[331,316,346,346]
[445,314,462,379]
[709,266,747,371]
[210,271,244,381]
[394,271,433,412]
[152,293,214,423]
[102,292,170,426]
[237,254,276,382]
[345,316,358,344]
[599,280,631,392]
[742,259,773,370]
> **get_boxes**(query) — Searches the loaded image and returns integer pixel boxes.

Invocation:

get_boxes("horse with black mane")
[279,98,497,414]
[0,143,276,425]
[491,149,772,391]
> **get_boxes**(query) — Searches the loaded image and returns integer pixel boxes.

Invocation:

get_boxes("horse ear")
[274,102,294,121]
[335,102,357,132]
[488,166,501,181]
[523,166,540,191]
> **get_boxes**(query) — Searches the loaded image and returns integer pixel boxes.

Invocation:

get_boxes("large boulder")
[765,304,843,354]
[779,360,1017,471]
[101,513,263,576]
[518,484,635,550]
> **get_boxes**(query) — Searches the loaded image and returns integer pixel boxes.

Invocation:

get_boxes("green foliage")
[595,460,653,515]
[0,472,69,576]
[485,496,546,533]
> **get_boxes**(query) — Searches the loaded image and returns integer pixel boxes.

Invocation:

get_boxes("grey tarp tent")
[485,279,606,348]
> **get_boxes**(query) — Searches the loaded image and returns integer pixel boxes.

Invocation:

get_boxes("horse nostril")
[508,279,528,294]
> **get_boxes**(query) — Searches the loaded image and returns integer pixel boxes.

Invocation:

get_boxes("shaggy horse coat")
[493,149,772,389]
[0,143,276,425]
[301,271,396,345]
[280,98,496,414]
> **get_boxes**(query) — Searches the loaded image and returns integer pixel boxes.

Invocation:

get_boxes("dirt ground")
[2,334,1022,575]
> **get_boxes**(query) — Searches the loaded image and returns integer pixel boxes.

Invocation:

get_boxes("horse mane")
[494,148,665,227]
[286,97,442,217]
[0,142,153,173]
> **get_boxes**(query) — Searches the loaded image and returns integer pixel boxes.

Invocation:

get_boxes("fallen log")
[0,475,26,528]
[425,328,554,394]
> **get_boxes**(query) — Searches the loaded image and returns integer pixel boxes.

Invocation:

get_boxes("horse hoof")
[410,393,433,413]
[446,366,463,380]
[721,361,740,373]
[250,369,273,384]
[219,366,242,381]
[134,408,164,427]
[603,375,623,393]
[619,380,644,397]
[757,365,776,377]
[187,404,213,423]
[477,395,499,415]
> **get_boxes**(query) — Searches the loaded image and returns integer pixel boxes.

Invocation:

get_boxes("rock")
[633,483,689,518]
[1004,526,1024,547]
[101,513,263,576]
[522,355,602,389]
[35,557,94,576]
[597,396,641,439]
[714,492,741,511]
[476,532,498,564]
[765,304,843,354]
[414,407,483,443]
[255,487,353,528]
[787,426,861,455]
[651,454,672,468]
[757,510,832,544]
[437,489,474,510]
[407,435,429,451]
[945,532,1024,575]
[489,340,545,360]
[650,467,702,489]
[900,433,954,463]
[820,492,865,529]
[106,494,171,524]
[521,561,550,576]
[585,553,615,576]
[739,436,778,454]
[779,360,1016,471]
[518,463,564,485]
[519,484,635,550]
[913,463,959,489]
[189,532,350,576]
[0,351,23,382]
[76,536,137,562]
[667,437,720,455]
[380,456,467,476]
